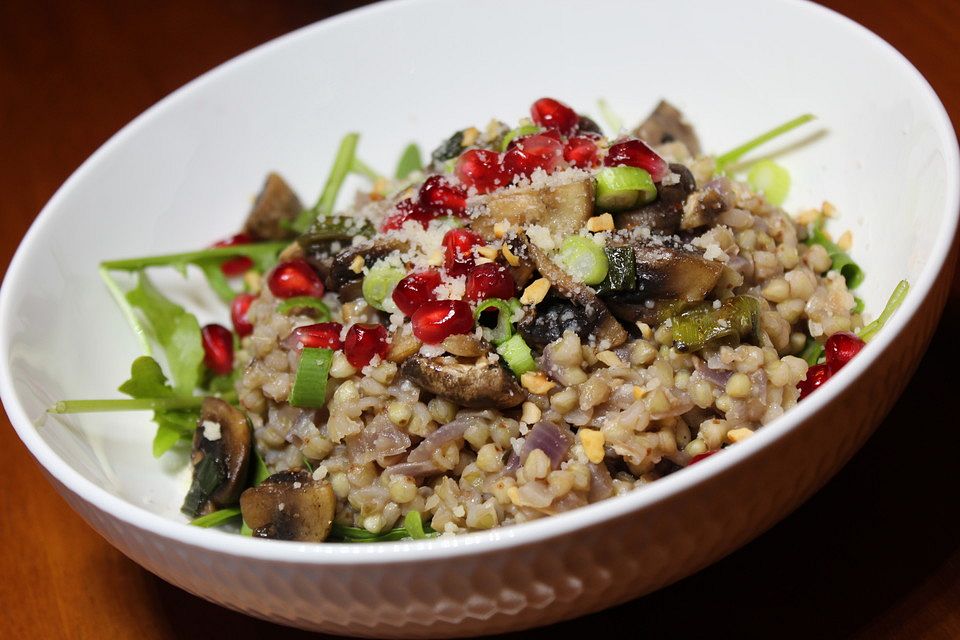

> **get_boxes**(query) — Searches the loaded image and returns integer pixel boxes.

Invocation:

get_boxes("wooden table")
[2,1,958,638]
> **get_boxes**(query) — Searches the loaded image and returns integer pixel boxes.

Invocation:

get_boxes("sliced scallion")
[746,159,791,206]
[800,338,825,366]
[474,298,517,345]
[362,261,406,312]
[500,124,541,151]
[288,347,334,408]
[595,166,657,212]
[858,280,909,342]
[496,334,537,377]
[807,221,864,289]
[276,296,331,319]
[557,236,609,285]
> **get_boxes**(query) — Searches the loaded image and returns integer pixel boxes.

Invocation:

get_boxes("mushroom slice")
[608,243,724,302]
[633,100,701,156]
[239,470,336,542]
[400,355,526,409]
[182,398,252,517]
[473,177,595,238]
[518,298,599,348]
[243,173,304,241]
[681,177,735,231]
[616,163,696,235]
[327,237,408,293]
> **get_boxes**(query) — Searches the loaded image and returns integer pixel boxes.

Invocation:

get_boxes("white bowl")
[1,0,957,636]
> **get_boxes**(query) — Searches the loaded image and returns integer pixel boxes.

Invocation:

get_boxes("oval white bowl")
[1,0,957,636]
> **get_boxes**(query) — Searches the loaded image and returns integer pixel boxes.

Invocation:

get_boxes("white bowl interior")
[2,0,957,532]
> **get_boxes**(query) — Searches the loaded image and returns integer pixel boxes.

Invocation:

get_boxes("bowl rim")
[1,0,957,566]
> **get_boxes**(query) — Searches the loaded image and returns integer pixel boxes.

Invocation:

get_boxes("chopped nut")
[578,429,605,464]
[635,322,653,340]
[475,257,494,265]
[243,271,262,295]
[501,242,520,266]
[427,250,444,266]
[822,201,838,218]
[586,213,615,232]
[461,126,481,147]
[632,385,646,400]
[521,401,542,424]
[837,230,853,251]
[520,277,551,305]
[521,371,556,395]
[596,350,624,368]
[493,221,511,239]
[507,486,523,506]
[477,245,499,260]
[349,255,365,273]
[372,177,390,196]
[726,427,754,443]
[794,208,822,226]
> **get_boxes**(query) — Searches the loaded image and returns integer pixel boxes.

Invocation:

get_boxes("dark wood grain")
[1,1,958,638]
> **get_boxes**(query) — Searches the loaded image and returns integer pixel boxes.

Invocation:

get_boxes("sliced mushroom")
[327,237,407,293]
[239,470,336,542]
[681,177,735,230]
[616,163,696,234]
[518,298,598,347]
[243,173,304,241]
[606,243,724,302]
[522,236,628,348]
[181,398,252,517]
[634,100,701,156]
[473,178,595,238]
[400,355,525,409]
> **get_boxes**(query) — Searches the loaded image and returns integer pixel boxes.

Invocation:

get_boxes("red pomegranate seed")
[530,97,579,136]
[392,270,442,316]
[465,263,515,301]
[267,259,325,299]
[285,322,344,351]
[689,450,717,465]
[455,149,507,194]
[604,138,670,182]
[380,198,437,232]
[212,233,255,277]
[797,363,832,400]
[201,324,234,375]
[442,228,485,276]
[502,133,564,179]
[230,293,256,337]
[418,175,467,217]
[824,331,865,371]
[344,323,389,368]
[564,136,600,168]
[411,300,474,344]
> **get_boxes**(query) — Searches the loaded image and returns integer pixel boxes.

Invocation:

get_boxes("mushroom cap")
[400,355,526,409]
[239,470,336,542]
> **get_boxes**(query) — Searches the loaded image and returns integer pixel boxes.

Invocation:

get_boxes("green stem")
[50,390,237,414]
[596,98,623,134]
[293,133,360,232]
[715,114,815,172]
[101,243,287,272]
[351,157,383,182]
[859,280,910,342]
[100,265,152,356]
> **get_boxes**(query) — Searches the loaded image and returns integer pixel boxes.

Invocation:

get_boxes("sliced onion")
[521,422,573,469]
[588,462,614,501]
[406,412,492,463]
[695,358,733,387]
[346,414,411,465]
[381,460,444,479]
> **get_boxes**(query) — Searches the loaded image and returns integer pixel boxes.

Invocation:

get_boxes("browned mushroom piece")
[400,355,526,409]
[473,178,595,238]
[239,470,336,542]
[633,100,702,156]
[521,236,628,348]
[327,237,408,293]
[680,177,736,231]
[614,243,724,301]
[181,398,252,517]
[242,173,304,241]
[616,163,696,235]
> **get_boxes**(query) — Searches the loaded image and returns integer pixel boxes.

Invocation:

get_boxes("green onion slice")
[557,236,609,285]
[288,347,334,408]
[500,124,541,151]
[799,338,825,366]
[474,298,517,345]
[496,334,537,377]
[807,221,865,289]
[746,159,791,206]
[858,280,909,342]
[190,507,242,528]
[595,166,657,213]
[276,296,331,319]
[362,261,406,312]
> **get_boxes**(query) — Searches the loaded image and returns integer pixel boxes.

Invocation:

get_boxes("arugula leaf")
[197,259,237,304]
[190,507,242,528]
[126,272,204,394]
[118,356,174,398]
[251,449,271,486]
[329,511,438,542]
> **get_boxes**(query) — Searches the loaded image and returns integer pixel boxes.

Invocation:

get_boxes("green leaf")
[293,133,360,232]
[251,449,270,486]
[152,422,187,458]
[126,272,204,394]
[197,260,237,304]
[101,243,287,274]
[190,507,242,528]
[118,356,174,399]
[394,143,423,180]
[152,409,199,458]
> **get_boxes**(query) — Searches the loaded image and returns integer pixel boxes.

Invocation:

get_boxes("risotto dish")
[54,97,907,542]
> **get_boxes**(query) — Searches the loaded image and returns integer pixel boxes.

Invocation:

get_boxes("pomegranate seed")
[530,97,579,136]
[201,324,234,375]
[418,175,467,217]
[392,270,442,316]
[465,263,515,301]
[442,228,485,276]
[564,136,600,168]
[267,259,325,299]
[411,300,474,344]
[344,323,389,368]
[380,198,437,232]
[212,233,254,277]
[689,450,717,465]
[230,293,256,337]
[286,322,344,351]
[797,363,832,400]
[824,331,865,371]
[455,149,507,194]
[502,133,564,179]
[604,138,670,182]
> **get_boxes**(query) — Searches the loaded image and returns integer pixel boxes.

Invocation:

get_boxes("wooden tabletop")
[2,1,958,638]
